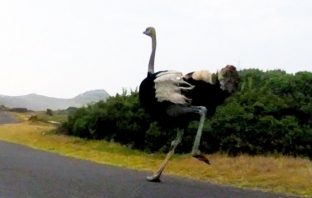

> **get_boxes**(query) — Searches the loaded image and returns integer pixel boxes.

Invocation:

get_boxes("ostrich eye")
[146,28,149,32]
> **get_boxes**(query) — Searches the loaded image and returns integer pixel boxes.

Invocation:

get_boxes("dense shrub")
[61,89,151,150]
[46,109,53,116]
[65,107,78,115]
[9,107,33,113]
[59,70,312,159]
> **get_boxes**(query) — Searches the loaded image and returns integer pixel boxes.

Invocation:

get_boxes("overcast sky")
[1,0,311,98]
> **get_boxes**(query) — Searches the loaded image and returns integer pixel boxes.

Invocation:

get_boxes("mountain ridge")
[0,89,110,111]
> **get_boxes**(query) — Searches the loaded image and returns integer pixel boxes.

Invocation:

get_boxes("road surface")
[0,111,301,198]
[0,111,19,125]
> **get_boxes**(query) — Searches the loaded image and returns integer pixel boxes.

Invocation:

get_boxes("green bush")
[59,70,312,159]
[9,107,33,113]
[61,89,152,150]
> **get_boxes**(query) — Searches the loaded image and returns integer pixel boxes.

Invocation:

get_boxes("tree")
[46,109,53,116]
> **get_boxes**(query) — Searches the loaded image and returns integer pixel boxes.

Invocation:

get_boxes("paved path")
[0,111,301,198]
[0,111,19,125]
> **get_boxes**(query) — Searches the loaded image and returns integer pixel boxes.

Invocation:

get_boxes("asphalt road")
[0,111,19,125]
[0,111,301,198]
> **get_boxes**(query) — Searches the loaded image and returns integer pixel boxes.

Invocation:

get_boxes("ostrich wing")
[154,71,194,104]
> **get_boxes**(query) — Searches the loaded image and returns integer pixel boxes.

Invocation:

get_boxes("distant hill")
[0,89,110,111]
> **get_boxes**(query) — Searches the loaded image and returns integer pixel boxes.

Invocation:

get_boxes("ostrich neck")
[148,34,156,75]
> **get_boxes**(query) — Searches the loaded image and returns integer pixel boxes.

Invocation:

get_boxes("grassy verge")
[9,110,68,123]
[34,110,68,122]
[9,111,30,121]
[0,119,311,197]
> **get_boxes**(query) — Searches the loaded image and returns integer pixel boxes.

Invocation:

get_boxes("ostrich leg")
[146,105,210,182]
[191,106,210,164]
[147,129,184,182]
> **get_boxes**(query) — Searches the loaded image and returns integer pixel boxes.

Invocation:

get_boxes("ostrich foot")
[146,175,161,182]
[192,150,210,165]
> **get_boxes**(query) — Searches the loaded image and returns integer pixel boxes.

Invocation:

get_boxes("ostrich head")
[218,65,239,93]
[143,27,156,37]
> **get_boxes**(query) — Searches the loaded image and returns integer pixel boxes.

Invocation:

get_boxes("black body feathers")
[139,69,234,129]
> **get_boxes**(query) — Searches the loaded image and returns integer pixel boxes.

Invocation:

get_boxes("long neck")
[147,33,156,76]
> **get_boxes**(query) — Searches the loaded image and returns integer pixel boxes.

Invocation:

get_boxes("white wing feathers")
[154,71,194,104]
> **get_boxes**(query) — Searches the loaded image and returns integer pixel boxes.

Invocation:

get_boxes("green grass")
[34,110,68,122]
[0,114,311,197]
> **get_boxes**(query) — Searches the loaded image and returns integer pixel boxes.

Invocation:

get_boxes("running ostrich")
[139,27,239,182]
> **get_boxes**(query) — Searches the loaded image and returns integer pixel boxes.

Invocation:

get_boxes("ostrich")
[139,27,239,182]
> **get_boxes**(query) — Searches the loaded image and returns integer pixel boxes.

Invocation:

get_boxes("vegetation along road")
[0,112,302,198]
